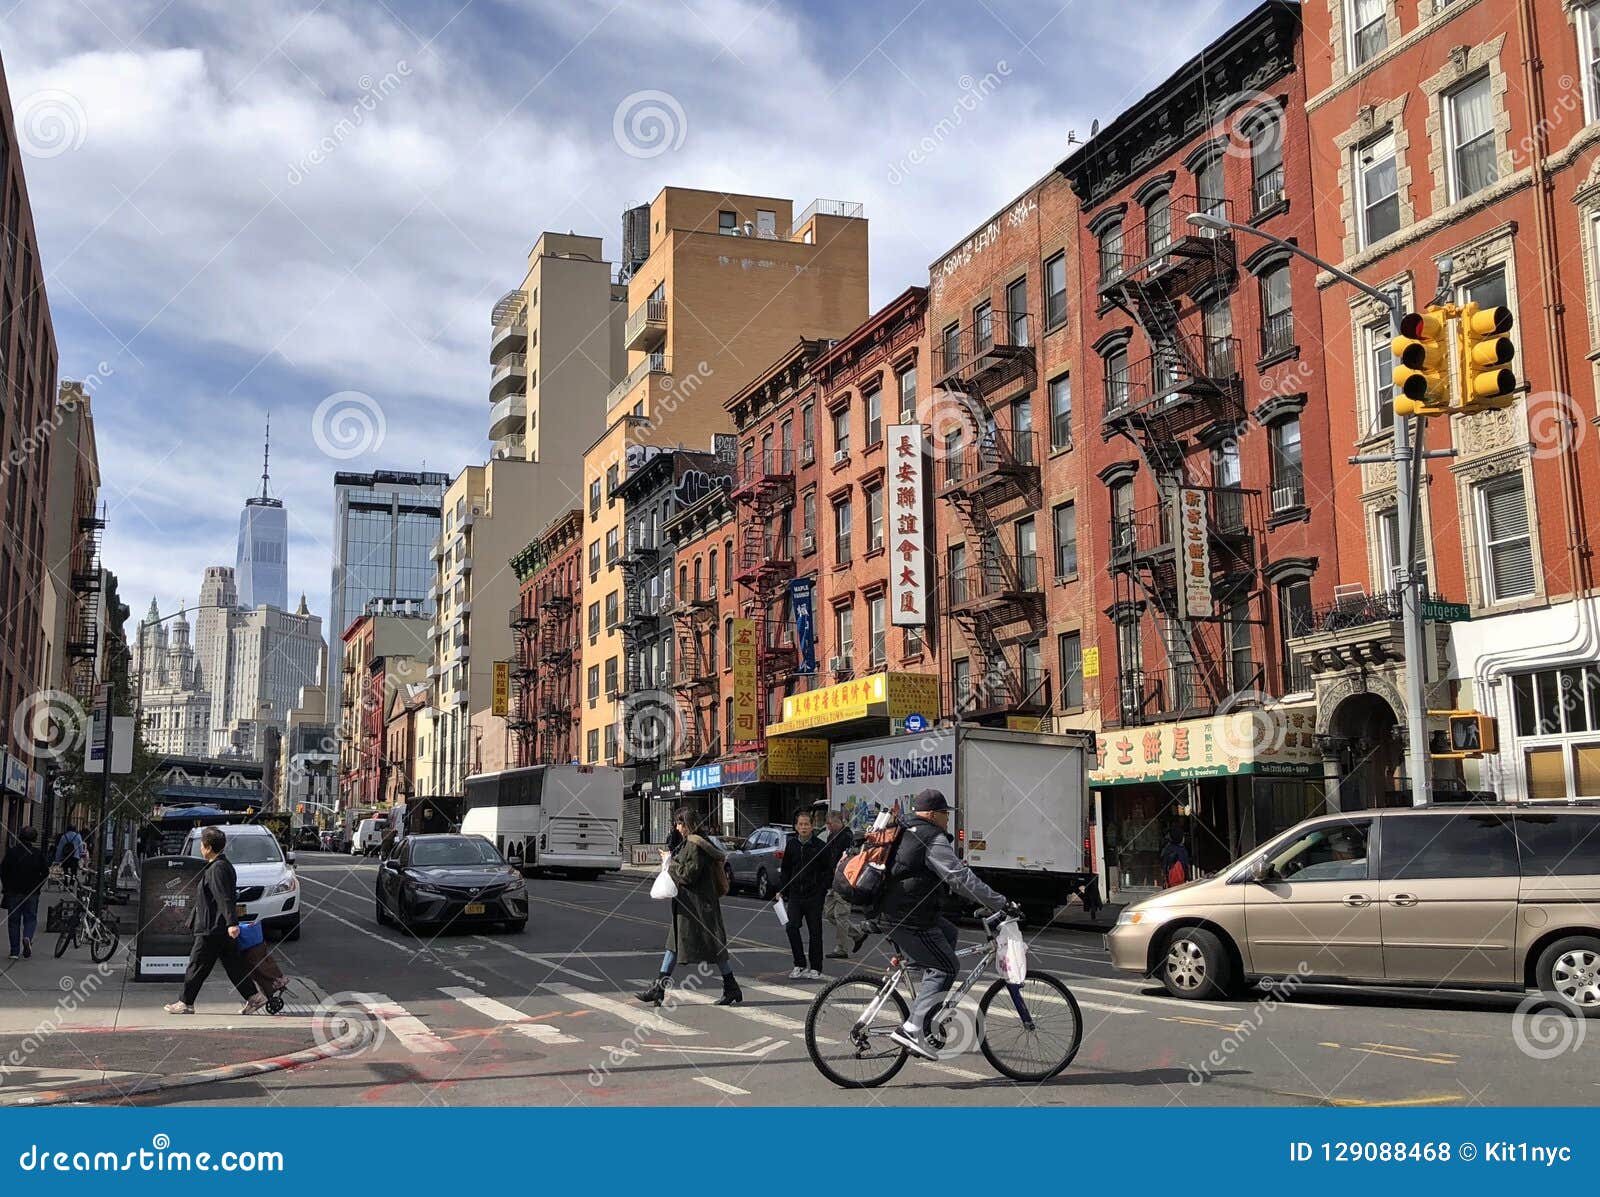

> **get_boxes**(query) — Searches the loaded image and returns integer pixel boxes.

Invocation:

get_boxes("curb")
[0,1036,354,1108]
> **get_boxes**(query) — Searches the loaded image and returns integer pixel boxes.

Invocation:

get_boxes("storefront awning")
[765,671,940,741]
[1091,705,1321,787]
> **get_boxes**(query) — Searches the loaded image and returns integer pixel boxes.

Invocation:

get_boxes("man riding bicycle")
[882,789,1019,1059]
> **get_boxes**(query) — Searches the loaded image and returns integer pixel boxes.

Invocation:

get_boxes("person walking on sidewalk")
[164,826,260,1015]
[635,808,743,1008]
[778,810,830,979]
[821,810,859,960]
[3,827,49,960]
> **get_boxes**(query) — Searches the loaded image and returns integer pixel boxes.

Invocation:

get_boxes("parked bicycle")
[804,911,1082,1088]
[53,877,119,964]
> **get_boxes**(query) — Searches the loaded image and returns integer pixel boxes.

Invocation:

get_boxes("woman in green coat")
[636,808,743,1007]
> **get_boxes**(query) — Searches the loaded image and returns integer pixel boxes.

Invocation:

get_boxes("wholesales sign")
[887,424,928,627]
[731,617,758,746]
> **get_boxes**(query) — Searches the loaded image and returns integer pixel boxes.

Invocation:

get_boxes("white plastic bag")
[996,918,1028,984]
[773,897,788,926]
[650,860,678,901]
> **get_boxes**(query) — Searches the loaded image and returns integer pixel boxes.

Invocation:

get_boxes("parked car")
[1108,804,1600,1015]
[293,826,321,852]
[182,823,301,940]
[321,829,348,854]
[374,833,528,933]
[723,824,793,899]
[351,817,388,856]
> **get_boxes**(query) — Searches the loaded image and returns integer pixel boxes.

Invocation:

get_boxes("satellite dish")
[1091,119,1100,136]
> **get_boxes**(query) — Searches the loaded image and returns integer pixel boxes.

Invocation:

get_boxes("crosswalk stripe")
[538,981,701,1036]
[438,987,584,1044]
[354,993,453,1055]
[626,978,811,1035]
[693,1077,750,1096]
[1045,967,1337,1012]
[742,979,823,1002]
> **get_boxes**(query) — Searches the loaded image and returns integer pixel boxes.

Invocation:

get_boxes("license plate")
[464,903,485,915]
[235,904,247,916]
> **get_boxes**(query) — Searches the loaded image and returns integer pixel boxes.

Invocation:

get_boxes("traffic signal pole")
[1186,212,1440,805]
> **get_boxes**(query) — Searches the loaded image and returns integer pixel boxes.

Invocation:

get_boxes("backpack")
[832,819,904,911]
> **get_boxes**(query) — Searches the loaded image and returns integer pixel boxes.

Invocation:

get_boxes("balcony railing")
[1105,335,1242,422]
[1270,463,1306,512]
[1099,193,1234,296]
[490,352,527,402]
[946,553,1043,612]
[731,449,795,498]
[940,429,1039,495]
[606,351,670,411]
[1260,310,1295,359]
[489,395,526,441]
[1117,664,1209,724]
[625,296,667,351]
[932,308,1032,388]
[1252,164,1286,215]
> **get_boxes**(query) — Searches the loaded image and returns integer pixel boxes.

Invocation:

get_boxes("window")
[605,527,619,565]
[678,564,688,603]
[780,419,793,463]
[1356,131,1399,247]
[724,538,734,592]
[1048,374,1072,450]
[834,606,854,667]
[865,385,883,446]
[718,209,737,233]
[1477,473,1535,603]
[1043,251,1067,329]
[756,208,776,237]
[1447,73,1497,201]
[1250,113,1285,214]
[903,624,925,658]
[1011,397,1034,464]
[1260,263,1293,357]
[588,541,600,579]
[1015,517,1038,589]
[897,365,917,422]
[1103,344,1130,410]
[725,696,734,742]
[1006,277,1028,347]
[586,728,599,763]
[1145,190,1171,258]
[1347,0,1388,68]
[1516,815,1600,876]
[1584,2,1600,120]
[1052,502,1077,578]
[1021,640,1044,702]
[724,617,734,669]
[1262,820,1371,882]
[1111,479,1135,550]
[1380,813,1518,880]
[1098,218,1124,284]
[604,591,618,630]
[587,601,600,640]
[1270,417,1304,511]
[953,658,971,712]
[605,656,619,694]
[707,548,717,591]
[1057,631,1083,710]
[1228,599,1255,691]
[1202,296,1234,375]
[706,624,717,672]
[832,408,850,458]
[868,595,886,668]
[801,404,815,459]
[866,485,884,552]
[941,321,960,369]
[606,463,619,504]
[1378,505,1426,590]
[1365,322,1395,434]
[1277,579,1313,692]
[586,664,600,703]
[972,299,993,352]
[588,479,601,518]
[834,500,853,562]
[947,543,967,604]
[1195,154,1225,220]
[802,490,816,541]
[604,723,617,762]
[692,557,704,600]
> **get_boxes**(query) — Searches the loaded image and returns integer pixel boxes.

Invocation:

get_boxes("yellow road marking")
[1276,1092,1463,1108]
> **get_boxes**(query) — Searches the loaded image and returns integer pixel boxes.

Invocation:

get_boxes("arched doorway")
[1326,692,1402,809]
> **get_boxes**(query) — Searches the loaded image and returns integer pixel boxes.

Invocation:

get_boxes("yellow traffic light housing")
[1459,302,1517,412]
[1429,710,1499,759]
[1391,309,1450,417]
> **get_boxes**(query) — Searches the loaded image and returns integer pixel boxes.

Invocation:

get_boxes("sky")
[1,0,1256,634]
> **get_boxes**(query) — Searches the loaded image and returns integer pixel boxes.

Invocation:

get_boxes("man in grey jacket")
[881,789,1017,1059]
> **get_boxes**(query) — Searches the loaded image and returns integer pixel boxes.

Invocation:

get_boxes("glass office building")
[328,470,449,719]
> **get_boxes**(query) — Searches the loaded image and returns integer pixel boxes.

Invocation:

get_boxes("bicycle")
[804,910,1082,1088]
[53,877,120,964]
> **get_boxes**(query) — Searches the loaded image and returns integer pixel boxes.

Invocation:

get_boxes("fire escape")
[933,310,1044,716]
[670,581,717,764]
[619,526,661,767]
[1099,194,1261,725]
[537,583,575,764]
[732,449,798,747]
[65,508,105,702]
[508,599,538,765]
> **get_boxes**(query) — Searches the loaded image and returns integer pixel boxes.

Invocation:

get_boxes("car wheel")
[1158,927,1233,1000]
[285,919,302,942]
[755,869,772,901]
[507,920,528,934]
[1536,935,1600,1018]
[375,895,389,926]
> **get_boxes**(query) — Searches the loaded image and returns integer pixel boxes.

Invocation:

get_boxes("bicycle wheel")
[805,973,911,1089]
[978,970,1082,1082]
[88,920,120,965]
[54,921,76,959]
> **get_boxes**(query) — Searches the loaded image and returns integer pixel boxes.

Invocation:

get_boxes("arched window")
[708,548,717,593]
[724,538,734,592]
[1098,217,1124,284]
[1144,189,1171,258]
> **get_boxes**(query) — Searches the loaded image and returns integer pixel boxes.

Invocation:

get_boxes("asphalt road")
[126,854,1597,1107]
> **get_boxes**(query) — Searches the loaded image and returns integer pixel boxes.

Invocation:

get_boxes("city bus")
[460,765,623,877]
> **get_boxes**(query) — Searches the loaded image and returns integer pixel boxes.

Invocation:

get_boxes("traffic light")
[1429,710,1499,759]
[1459,302,1516,411]
[1391,309,1450,416]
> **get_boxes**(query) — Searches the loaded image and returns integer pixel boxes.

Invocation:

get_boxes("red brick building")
[1059,0,1335,894]
[1302,0,1600,806]
[509,509,584,769]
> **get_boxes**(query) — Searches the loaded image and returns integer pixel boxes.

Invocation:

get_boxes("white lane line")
[539,948,792,958]
[438,987,583,1044]
[627,978,814,1036]
[353,993,454,1055]
[922,1060,988,1081]
[298,877,489,988]
[538,981,701,1037]
[693,1077,750,1096]
[1045,967,1337,1012]
[468,935,604,983]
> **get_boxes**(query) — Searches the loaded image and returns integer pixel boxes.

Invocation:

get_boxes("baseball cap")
[913,789,950,813]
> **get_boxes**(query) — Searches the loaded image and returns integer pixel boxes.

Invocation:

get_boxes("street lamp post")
[1188,212,1451,805]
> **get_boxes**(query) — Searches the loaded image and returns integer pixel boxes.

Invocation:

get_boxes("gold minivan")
[1106,805,1600,1014]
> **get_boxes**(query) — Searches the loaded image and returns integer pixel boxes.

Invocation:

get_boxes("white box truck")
[829,725,1097,923]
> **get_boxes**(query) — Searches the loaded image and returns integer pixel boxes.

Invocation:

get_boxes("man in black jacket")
[165,827,258,1014]
[3,827,49,959]
[777,810,830,979]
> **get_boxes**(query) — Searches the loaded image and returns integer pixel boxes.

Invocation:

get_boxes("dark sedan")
[375,834,529,933]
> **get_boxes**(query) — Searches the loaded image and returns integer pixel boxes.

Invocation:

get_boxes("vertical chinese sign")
[492,660,510,717]
[889,424,927,627]
[1176,487,1210,620]
[732,617,758,746]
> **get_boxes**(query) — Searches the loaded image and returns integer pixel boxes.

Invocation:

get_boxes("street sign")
[84,716,134,774]
[1421,599,1471,623]
[903,713,927,734]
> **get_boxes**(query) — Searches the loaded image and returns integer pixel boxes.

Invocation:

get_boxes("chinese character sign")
[888,424,927,627]
[732,618,758,746]
[1176,488,1211,620]
[492,660,510,717]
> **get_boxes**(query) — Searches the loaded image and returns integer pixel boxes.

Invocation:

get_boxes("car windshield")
[410,838,501,867]
[187,833,283,865]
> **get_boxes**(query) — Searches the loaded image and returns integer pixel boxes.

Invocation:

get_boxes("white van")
[351,817,388,856]
[461,765,623,877]
[183,823,301,940]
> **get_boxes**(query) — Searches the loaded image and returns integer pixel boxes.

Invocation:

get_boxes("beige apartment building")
[579,188,870,765]
[489,231,626,463]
